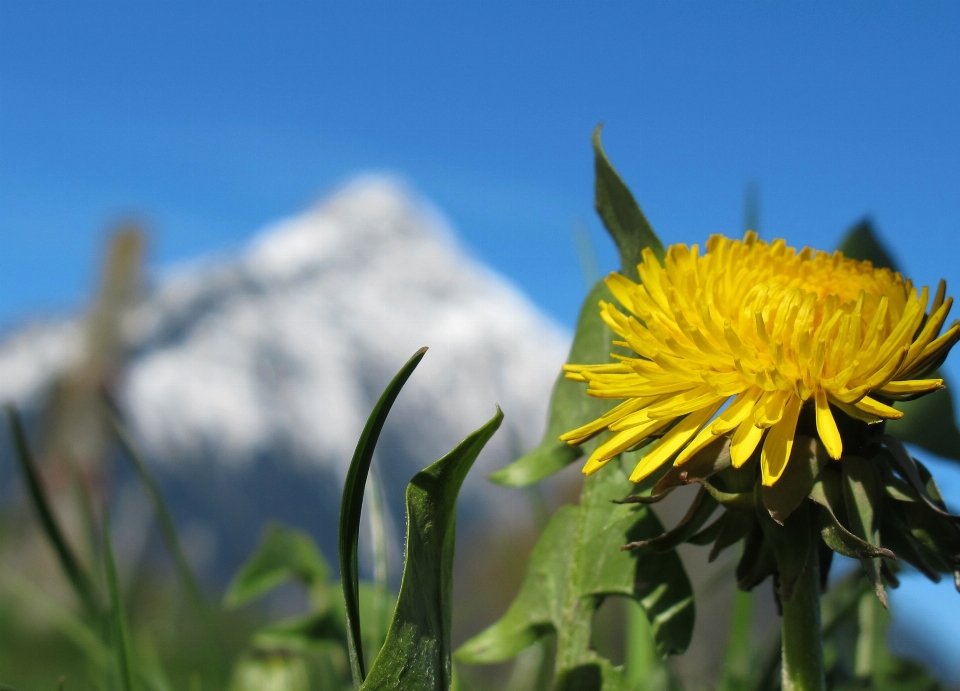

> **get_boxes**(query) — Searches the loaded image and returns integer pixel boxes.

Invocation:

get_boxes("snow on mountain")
[0,176,571,575]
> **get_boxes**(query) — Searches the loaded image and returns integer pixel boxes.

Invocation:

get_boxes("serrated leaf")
[490,280,614,486]
[339,346,427,684]
[458,464,694,684]
[225,523,332,609]
[494,127,667,488]
[360,408,503,691]
[593,124,665,278]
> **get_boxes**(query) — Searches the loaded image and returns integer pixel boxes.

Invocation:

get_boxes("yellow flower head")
[562,231,960,487]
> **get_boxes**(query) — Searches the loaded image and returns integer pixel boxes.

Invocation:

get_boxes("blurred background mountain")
[0,177,570,577]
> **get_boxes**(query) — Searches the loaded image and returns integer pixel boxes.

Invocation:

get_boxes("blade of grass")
[102,395,227,683]
[103,400,210,610]
[103,512,136,691]
[339,346,428,685]
[6,405,99,619]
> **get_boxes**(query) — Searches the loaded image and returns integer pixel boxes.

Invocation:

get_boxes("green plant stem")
[780,545,825,691]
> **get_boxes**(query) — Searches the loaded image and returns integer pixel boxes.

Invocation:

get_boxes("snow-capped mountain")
[0,177,571,576]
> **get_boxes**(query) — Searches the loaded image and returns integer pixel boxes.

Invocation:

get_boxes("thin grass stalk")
[6,405,100,619]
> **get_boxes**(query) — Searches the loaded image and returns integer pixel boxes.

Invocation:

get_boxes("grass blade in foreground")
[362,407,503,691]
[103,513,136,691]
[6,406,100,619]
[339,346,428,685]
[105,400,209,613]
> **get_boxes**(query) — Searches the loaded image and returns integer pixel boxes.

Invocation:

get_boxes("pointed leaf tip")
[592,124,665,279]
[362,408,502,690]
[339,347,428,685]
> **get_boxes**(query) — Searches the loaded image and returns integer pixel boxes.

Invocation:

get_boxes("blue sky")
[2,0,960,678]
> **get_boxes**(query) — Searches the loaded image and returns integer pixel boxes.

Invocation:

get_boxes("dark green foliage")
[361,409,503,690]
[592,124,665,277]
[457,464,694,689]
[339,346,428,683]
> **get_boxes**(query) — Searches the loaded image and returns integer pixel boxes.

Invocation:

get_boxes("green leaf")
[809,467,894,562]
[339,346,427,684]
[837,219,897,271]
[841,456,889,606]
[457,464,694,687]
[225,523,332,608]
[360,408,503,691]
[103,513,136,691]
[490,280,614,486]
[879,436,959,520]
[5,405,100,619]
[592,123,665,278]
[761,436,829,524]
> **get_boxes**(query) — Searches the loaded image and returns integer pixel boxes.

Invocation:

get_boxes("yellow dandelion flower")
[561,231,960,487]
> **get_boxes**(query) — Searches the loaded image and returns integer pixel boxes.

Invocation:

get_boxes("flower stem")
[781,544,825,691]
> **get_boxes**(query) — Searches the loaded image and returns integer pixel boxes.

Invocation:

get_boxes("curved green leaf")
[339,346,427,683]
[809,469,895,562]
[225,522,331,608]
[593,123,665,277]
[880,436,960,520]
[361,407,503,691]
[458,464,694,685]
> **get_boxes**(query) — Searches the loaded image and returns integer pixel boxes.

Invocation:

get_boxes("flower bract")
[562,232,960,486]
